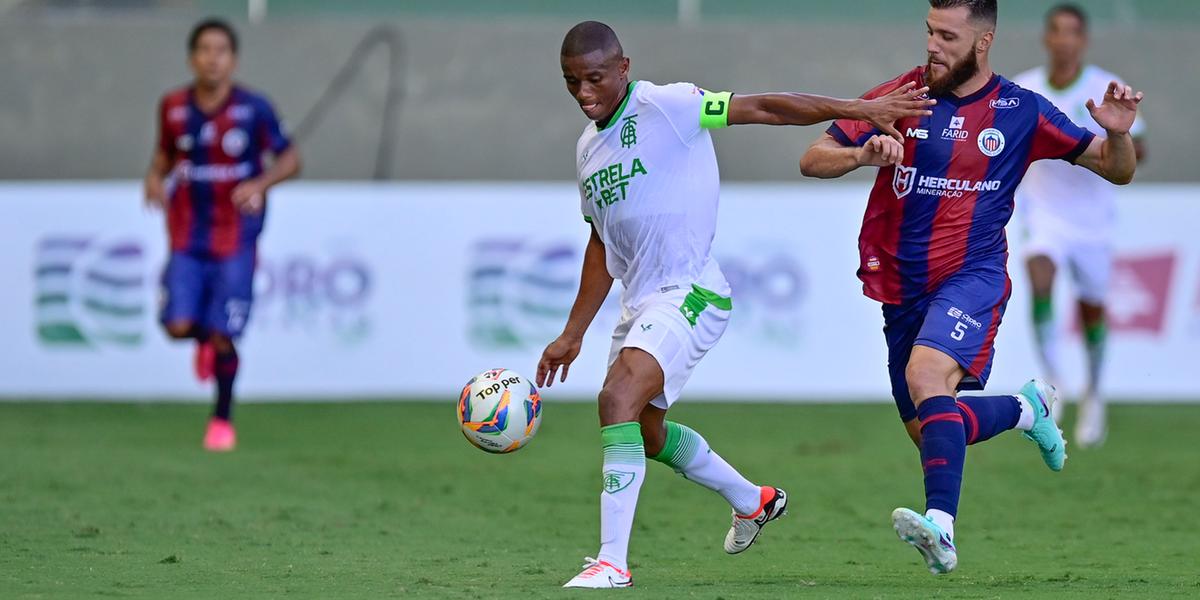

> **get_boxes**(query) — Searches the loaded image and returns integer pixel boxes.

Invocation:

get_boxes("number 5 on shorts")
[950,321,967,341]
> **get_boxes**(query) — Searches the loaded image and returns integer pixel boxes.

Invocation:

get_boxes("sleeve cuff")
[1064,131,1096,164]
[826,124,855,147]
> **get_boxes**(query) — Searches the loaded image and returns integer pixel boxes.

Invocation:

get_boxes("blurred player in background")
[143,19,301,451]
[800,0,1141,575]
[1014,3,1145,447]
[537,21,933,588]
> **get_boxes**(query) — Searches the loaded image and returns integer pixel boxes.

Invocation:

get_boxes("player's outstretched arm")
[232,146,303,213]
[727,82,934,139]
[1075,81,1144,185]
[799,133,904,179]
[537,226,613,387]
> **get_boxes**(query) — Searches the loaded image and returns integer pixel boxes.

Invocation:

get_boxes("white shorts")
[1024,226,1112,305]
[607,286,731,410]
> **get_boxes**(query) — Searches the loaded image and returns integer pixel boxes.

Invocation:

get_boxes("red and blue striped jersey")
[157,85,291,257]
[827,66,1095,305]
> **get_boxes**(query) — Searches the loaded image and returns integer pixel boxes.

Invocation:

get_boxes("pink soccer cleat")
[203,417,236,452]
[194,341,215,382]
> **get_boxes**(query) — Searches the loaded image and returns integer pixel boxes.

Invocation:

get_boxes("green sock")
[651,421,761,515]
[1083,321,1107,393]
[1032,296,1053,325]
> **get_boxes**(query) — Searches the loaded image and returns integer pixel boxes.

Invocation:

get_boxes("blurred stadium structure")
[1,0,1198,402]
[1,0,1198,181]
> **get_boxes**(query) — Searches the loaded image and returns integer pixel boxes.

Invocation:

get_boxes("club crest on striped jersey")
[222,128,248,157]
[977,128,1005,157]
[892,165,917,199]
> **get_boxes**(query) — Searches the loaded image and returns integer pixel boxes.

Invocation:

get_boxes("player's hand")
[143,175,166,210]
[1087,80,1143,136]
[536,334,582,388]
[856,135,905,167]
[860,82,935,141]
[232,178,267,213]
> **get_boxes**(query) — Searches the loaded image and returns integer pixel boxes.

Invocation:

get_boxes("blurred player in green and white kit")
[1014,3,1145,447]
[536,21,934,588]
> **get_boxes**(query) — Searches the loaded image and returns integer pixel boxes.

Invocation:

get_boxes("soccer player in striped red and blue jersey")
[800,0,1141,574]
[143,19,301,451]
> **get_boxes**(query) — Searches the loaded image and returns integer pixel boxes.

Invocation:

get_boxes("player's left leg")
[633,287,785,554]
[200,246,256,452]
[641,406,784,554]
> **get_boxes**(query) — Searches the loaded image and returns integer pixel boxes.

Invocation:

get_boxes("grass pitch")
[1,401,1198,599]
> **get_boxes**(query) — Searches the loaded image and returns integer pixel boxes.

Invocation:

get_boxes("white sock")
[597,423,646,573]
[926,508,955,540]
[1015,394,1036,431]
[651,421,762,515]
[1033,310,1061,383]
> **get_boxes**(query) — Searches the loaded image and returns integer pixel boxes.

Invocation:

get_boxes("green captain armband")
[699,91,733,129]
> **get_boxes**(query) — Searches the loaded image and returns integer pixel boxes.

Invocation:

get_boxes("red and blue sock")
[917,395,965,518]
[957,395,1021,445]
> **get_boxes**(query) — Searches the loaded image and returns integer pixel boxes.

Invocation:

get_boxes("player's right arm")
[144,98,172,209]
[724,82,934,139]
[799,133,904,179]
[536,225,613,387]
[144,148,170,209]
[796,71,925,178]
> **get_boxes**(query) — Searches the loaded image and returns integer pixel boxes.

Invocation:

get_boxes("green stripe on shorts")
[679,284,732,327]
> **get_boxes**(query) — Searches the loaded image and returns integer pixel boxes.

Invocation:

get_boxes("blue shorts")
[882,267,1012,422]
[159,247,256,338]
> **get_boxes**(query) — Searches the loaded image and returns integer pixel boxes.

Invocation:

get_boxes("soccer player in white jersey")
[536,21,934,589]
[1013,3,1145,447]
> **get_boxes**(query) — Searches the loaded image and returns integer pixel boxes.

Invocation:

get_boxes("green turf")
[1,401,1198,599]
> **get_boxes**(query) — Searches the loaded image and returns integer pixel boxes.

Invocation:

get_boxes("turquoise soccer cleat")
[892,508,958,575]
[1018,379,1067,471]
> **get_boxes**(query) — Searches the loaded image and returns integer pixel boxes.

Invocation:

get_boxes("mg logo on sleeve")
[892,165,917,199]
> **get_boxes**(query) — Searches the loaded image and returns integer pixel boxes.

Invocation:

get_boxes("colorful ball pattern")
[458,368,542,453]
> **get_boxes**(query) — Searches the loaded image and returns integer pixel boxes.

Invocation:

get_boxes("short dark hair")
[561,21,623,58]
[188,18,238,54]
[929,0,998,27]
[1046,3,1088,32]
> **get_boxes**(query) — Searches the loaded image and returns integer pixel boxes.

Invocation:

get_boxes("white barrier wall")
[1,182,1198,401]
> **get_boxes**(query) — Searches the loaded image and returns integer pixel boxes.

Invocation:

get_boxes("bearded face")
[926,44,979,97]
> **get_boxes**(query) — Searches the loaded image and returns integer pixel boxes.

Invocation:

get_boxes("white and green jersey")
[1014,65,1145,240]
[576,80,732,310]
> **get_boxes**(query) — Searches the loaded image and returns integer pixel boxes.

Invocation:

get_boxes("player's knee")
[597,386,640,426]
[210,334,235,354]
[905,360,955,403]
[1079,303,1105,327]
[163,321,194,339]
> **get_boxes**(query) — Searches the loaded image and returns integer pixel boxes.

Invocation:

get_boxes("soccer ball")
[457,368,543,453]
